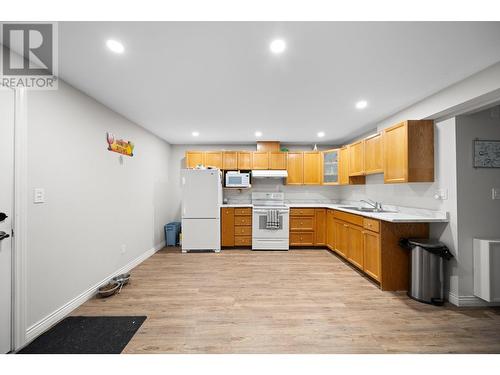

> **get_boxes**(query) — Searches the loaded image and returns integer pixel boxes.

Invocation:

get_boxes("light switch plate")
[34,188,45,203]
[492,188,500,200]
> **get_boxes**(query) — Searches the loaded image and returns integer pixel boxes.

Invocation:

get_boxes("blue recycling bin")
[165,222,181,246]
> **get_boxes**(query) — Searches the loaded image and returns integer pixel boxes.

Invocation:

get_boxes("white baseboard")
[25,241,165,344]
[447,291,500,307]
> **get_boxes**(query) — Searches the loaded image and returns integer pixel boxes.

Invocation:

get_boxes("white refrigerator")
[181,169,222,252]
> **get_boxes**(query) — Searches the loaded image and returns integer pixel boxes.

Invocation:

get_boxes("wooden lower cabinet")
[330,211,429,291]
[221,207,252,247]
[289,208,319,247]
[347,225,364,269]
[314,209,326,246]
[363,230,381,281]
[221,207,235,247]
[334,220,349,258]
[290,232,314,246]
[326,209,335,250]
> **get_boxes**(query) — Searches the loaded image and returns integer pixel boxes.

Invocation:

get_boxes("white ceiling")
[58,22,500,144]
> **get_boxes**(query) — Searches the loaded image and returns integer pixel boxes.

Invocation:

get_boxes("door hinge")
[11,229,14,237]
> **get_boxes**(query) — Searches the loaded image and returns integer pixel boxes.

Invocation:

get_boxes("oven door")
[252,209,289,238]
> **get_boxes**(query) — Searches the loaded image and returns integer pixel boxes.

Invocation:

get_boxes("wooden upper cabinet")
[252,152,269,170]
[322,149,339,185]
[237,151,252,170]
[204,151,223,169]
[269,152,287,170]
[383,120,434,183]
[286,152,304,185]
[348,140,365,176]
[222,151,238,170]
[256,141,280,152]
[186,151,204,168]
[338,147,350,185]
[364,133,383,175]
[303,152,321,185]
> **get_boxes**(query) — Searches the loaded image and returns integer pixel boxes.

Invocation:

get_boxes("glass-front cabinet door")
[322,149,339,185]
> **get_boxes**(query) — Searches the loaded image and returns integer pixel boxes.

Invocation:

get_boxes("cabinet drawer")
[234,236,252,246]
[234,207,252,216]
[290,232,314,246]
[290,217,314,231]
[234,226,251,236]
[234,216,252,226]
[290,208,315,216]
[333,210,363,227]
[363,218,380,233]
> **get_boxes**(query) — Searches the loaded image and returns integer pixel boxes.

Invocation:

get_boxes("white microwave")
[225,172,251,187]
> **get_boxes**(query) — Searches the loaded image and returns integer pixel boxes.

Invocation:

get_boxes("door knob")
[0,212,7,222]
[0,231,10,241]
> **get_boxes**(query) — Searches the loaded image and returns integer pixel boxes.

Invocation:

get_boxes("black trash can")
[399,239,453,305]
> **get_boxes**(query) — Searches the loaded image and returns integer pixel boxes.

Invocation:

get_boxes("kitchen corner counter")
[221,203,448,223]
[287,203,448,223]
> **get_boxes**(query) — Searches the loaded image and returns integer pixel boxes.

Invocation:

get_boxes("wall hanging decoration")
[473,139,500,168]
[106,132,134,157]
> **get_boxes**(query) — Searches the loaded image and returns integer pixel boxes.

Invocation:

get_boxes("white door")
[0,88,15,353]
[181,169,220,219]
[181,218,220,251]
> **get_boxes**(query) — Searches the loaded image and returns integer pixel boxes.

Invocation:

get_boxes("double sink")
[338,206,397,213]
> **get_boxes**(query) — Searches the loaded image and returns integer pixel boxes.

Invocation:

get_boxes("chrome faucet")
[360,199,383,211]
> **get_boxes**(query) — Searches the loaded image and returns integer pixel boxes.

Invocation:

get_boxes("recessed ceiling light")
[191,131,199,137]
[355,100,368,110]
[255,131,263,137]
[269,39,286,54]
[106,39,125,54]
[317,131,325,138]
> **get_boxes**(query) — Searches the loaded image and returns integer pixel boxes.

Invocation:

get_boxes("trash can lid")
[407,239,447,249]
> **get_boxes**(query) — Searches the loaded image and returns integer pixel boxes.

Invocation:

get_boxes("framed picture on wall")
[473,139,500,168]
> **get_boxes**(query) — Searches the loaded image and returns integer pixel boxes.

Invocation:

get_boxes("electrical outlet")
[492,188,500,200]
[120,244,126,254]
[33,188,45,203]
[433,189,448,200]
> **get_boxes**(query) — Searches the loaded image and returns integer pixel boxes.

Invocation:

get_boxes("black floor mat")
[18,316,146,354]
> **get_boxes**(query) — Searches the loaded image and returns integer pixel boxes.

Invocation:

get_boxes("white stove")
[251,192,289,250]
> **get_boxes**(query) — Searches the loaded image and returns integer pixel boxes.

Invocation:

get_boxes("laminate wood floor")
[73,248,500,353]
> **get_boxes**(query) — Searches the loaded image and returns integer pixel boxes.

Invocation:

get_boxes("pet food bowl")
[98,281,120,298]
[112,273,131,286]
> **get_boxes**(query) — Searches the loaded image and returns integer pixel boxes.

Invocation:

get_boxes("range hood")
[252,170,288,178]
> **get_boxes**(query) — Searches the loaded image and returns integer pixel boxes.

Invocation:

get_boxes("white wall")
[455,108,500,299]
[26,81,172,328]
